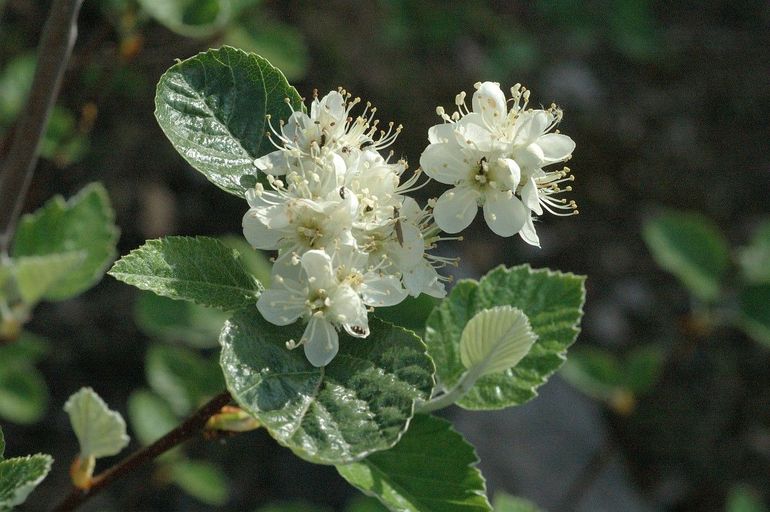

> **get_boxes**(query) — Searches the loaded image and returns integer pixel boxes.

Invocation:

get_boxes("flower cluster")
[244,90,449,366]
[243,83,577,366]
[420,81,577,246]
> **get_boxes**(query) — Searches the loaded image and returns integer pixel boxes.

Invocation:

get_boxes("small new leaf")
[0,454,53,511]
[109,236,262,311]
[64,387,130,459]
[460,306,536,378]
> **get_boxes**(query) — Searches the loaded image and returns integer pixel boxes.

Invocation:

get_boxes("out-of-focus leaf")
[138,0,230,38]
[624,345,664,394]
[12,183,119,301]
[607,0,661,61]
[219,235,272,286]
[739,221,770,284]
[64,387,130,459]
[337,415,492,512]
[135,292,227,349]
[560,348,624,401]
[154,46,303,197]
[13,252,86,305]
[726,484,767,512]
[0,453,52,511]
[39,106,89,166]
[0,54,35,131]
[0,332,49,365]
[127,389,179,446]
[737,284,770,347]
[426,264,585,410]
[110,236,261,311]
[146,344,224,416]
[642,211,730,302]
[168,459,229,506]
[493,492,544,512]
[220,313,434,464]
[222,21,308,81]
[0,364,48,424]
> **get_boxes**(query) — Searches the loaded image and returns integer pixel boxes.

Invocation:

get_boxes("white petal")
[403,261,445,298]
[331,285,367,328]
[472,81,507,127]
[428,122,456,144]
[301,250,335,289]
[257,288,304,326]
[419,143,471,185]
[520,214,541,247]
[520,177,542,215]
[537,133,575,164]
[254,150,288,175]
[516,143,545,169]
[313,91,345,124]
[433,186,480,234]
[302,316,339,367]
[513,110,549,146]
[482,191,527,237]
[360,273,408,307]
[242,210,284,249]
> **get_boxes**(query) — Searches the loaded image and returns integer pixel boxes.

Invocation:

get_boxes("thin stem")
[52,391,233,512]
[0,0,84,255]
[416,365,484,414]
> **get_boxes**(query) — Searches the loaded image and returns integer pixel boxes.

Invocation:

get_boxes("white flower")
[257,250,369,367]
[421,81,577,244]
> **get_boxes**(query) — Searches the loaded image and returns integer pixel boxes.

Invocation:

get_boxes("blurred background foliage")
[1,0,769,510]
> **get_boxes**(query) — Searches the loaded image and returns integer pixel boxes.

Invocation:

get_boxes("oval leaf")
[337,414,492,512]
[460,306,536,377]
[109,236,262,311]
[220,312,434,465]
[0,364,48,424]
[12,183,118,301]
[154,46,303,197]
[64,387,130,459]
[425,264,585,410]
[642,210,729,302]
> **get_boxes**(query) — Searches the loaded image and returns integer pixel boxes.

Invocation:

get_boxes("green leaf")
[135,292,228,348]
[109,236,262,311]
[492,492,543,512]
[426,265,585,410]
[345,496,389,512]
[168,459,229,505]
[0,332,49,365]
[0,426,4,459]
[154,46,303,197]
[0,454,52,511]
[13,252,86,304]
[146,344,224,416]
[220,313,434,464]
[64,387,130,459]
[127,389,179,446]
[0,364,48,424]
[737,284,770,347]
[624,345,664,394]
[460,306,536,378]
[139,0,230,38]
[337,414,491,512]
[726,484,767,512]
[739,220,770,284]
[560,348,623,401]
[12,183,118,301]
[219,234,273,286]
[642,211,730,302]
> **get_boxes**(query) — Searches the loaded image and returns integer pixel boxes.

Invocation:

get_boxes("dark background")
[1,1,769,510]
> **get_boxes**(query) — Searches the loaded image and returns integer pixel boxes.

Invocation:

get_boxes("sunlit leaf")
[64,387,130,459]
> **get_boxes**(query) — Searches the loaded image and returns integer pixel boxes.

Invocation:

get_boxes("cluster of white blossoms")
[243,83,576,367]
[244,90,451,366]
[420,81,577,246]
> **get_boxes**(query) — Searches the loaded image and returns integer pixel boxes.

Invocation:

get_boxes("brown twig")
[52,391,233,512]
[0,0,84,254]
